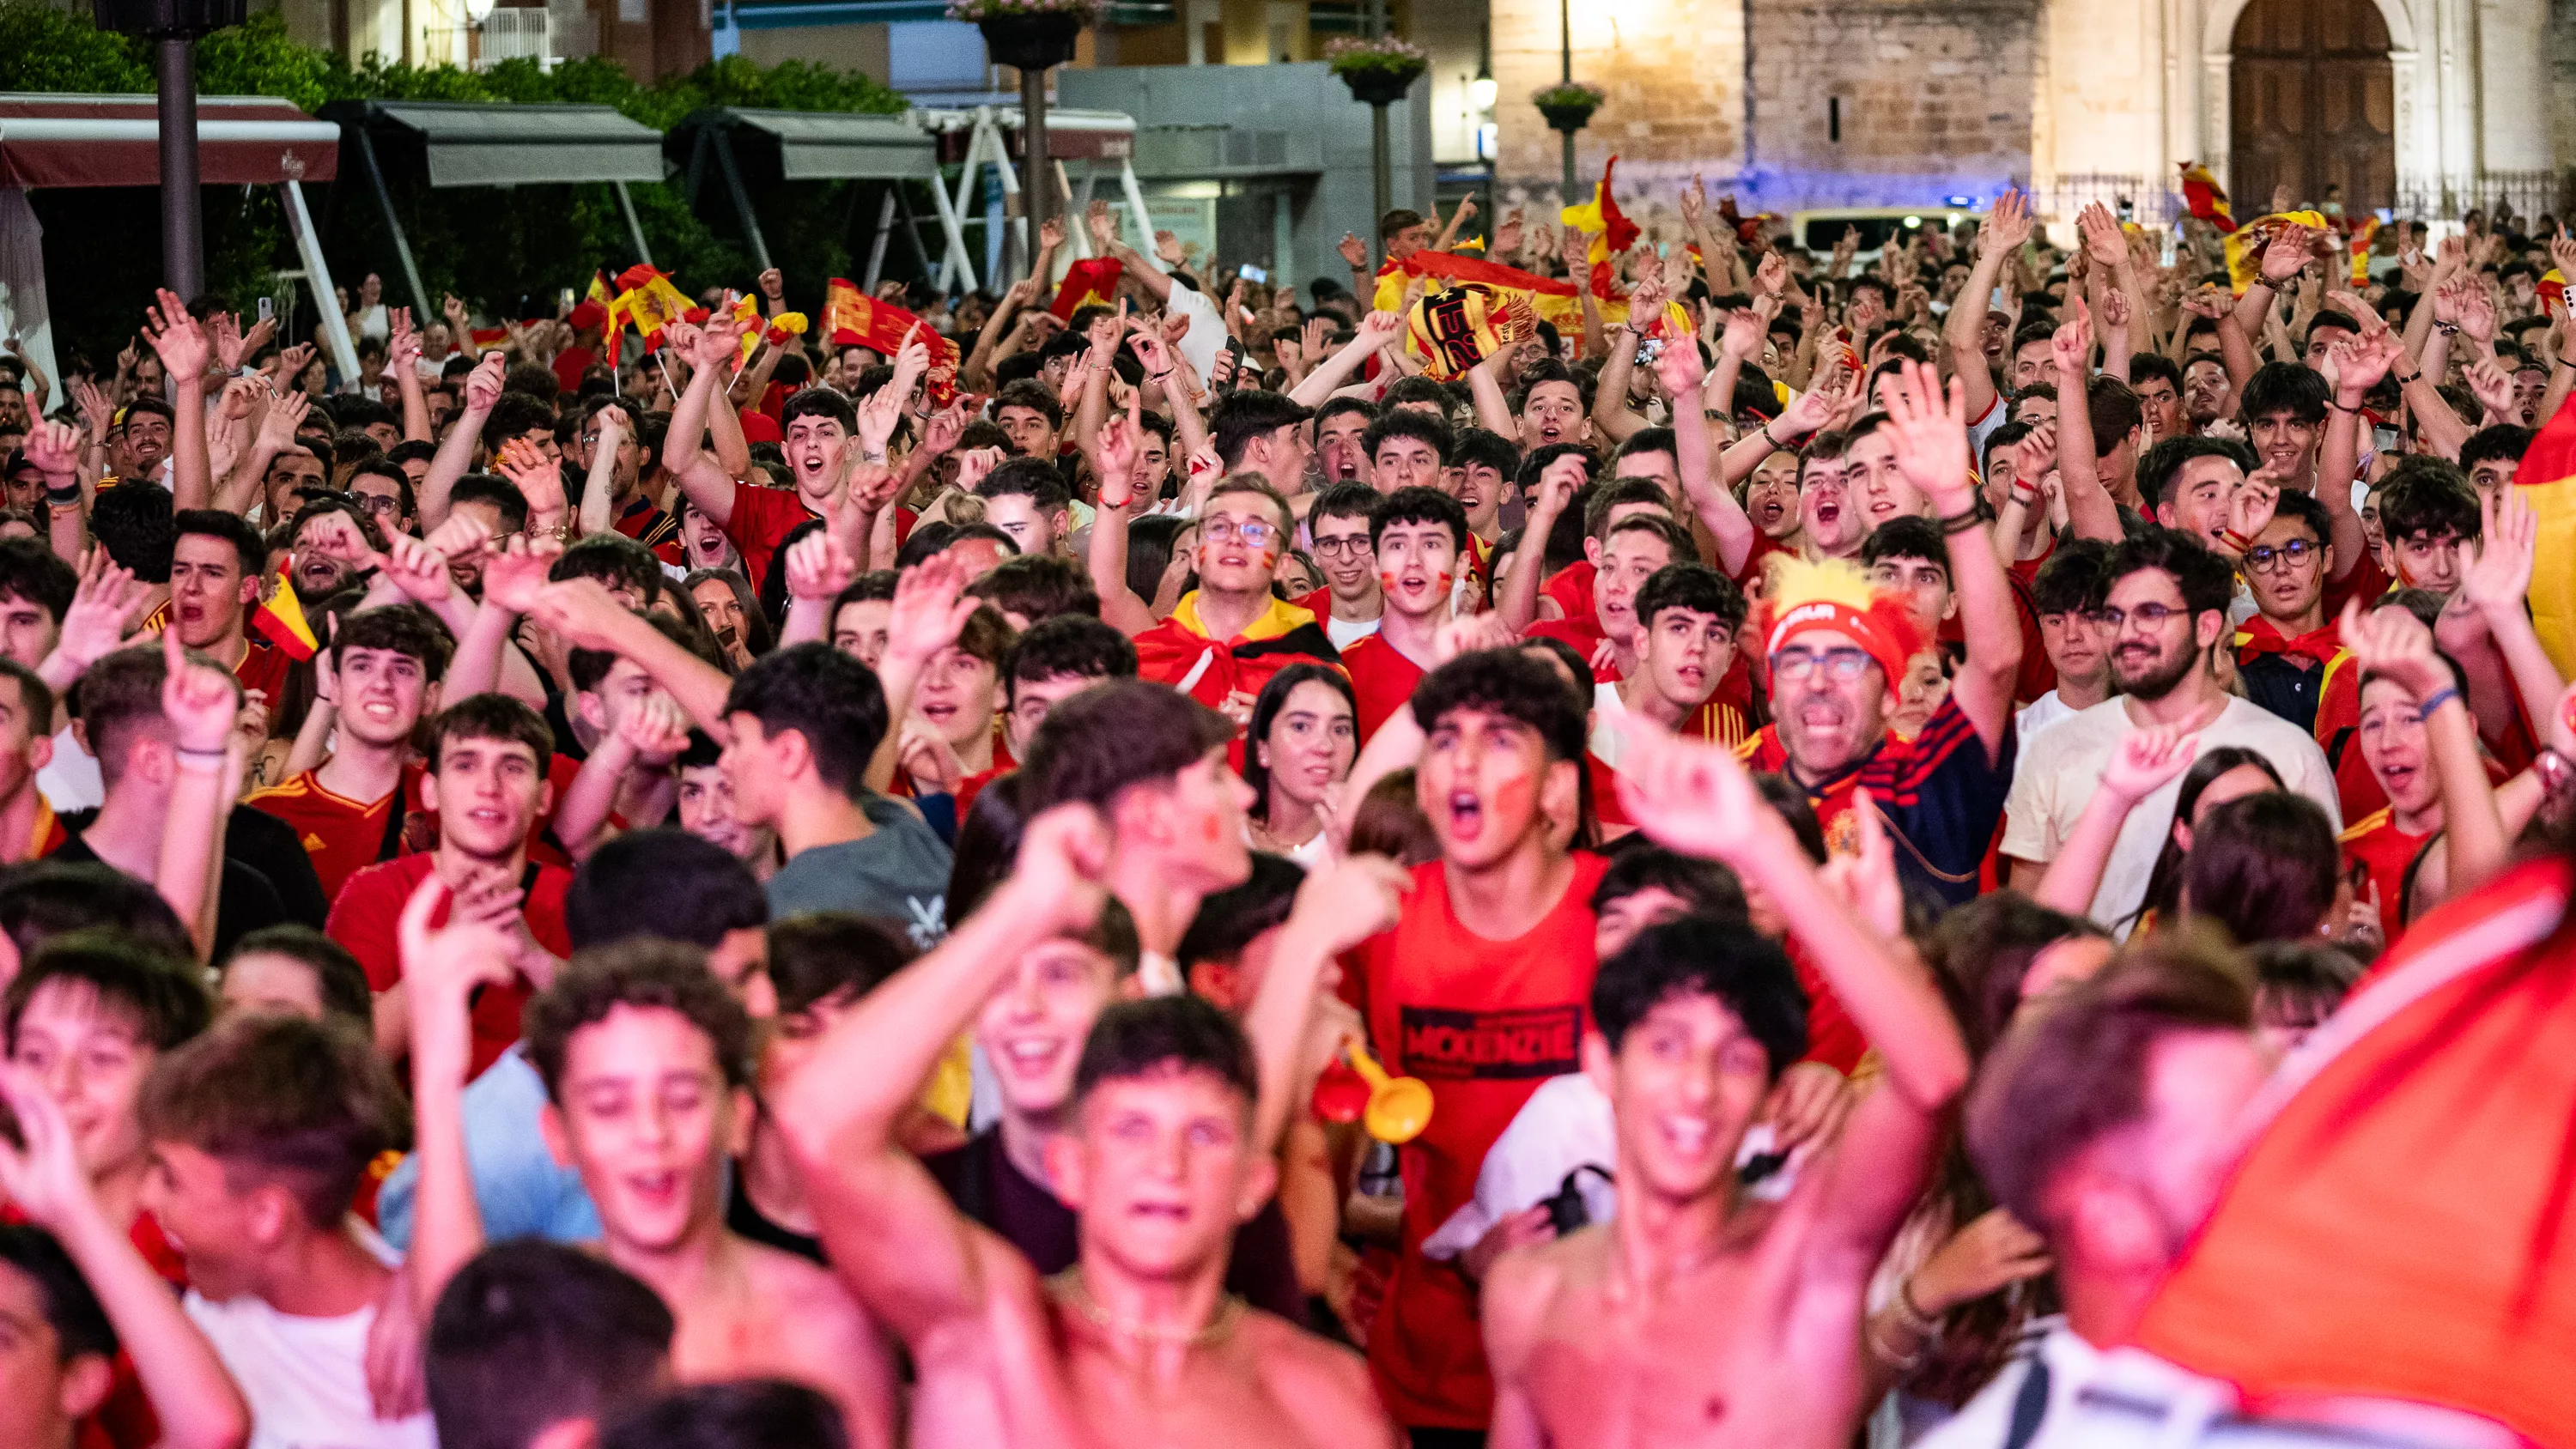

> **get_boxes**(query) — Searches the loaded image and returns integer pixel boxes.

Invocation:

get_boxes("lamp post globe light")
[94,0,247,298]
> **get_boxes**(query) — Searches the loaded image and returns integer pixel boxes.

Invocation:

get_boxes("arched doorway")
[2227,0,2395,213]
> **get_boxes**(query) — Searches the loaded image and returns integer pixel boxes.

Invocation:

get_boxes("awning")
[924,106,1134,163]
[668,106,936,182]
[0,94,338,188]
[320,99,663,188]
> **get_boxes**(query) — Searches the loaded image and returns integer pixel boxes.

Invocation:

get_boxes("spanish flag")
[613,264,697,353]
[823,279,962,404]
[1375,250,1582,359]
[2130,856,2576,1443]
[252,568,317,662]
[2223,209,2328,294]
[2513,388,2576,677]
[1049,258,1123,319]
[2178,161,2237,233]
[2542,269,2566,319]
[1561,155,1643,300]
[2348,215,2381,286]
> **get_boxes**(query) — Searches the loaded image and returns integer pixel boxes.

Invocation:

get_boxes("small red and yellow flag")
[252,568,317,662]
[2178,161,2237,233]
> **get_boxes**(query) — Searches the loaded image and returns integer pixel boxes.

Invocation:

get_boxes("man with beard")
[1738,364,2021,908]
[2002,527,2337,927]
[283,498,386,600]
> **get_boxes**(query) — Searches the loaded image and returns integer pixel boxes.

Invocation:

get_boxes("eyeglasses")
[1770,647,1874,682]
[2244,538,2319,573]
[2088,602,2190,632]
[350,493,403,518]
[1202,517,1278,547]
[1314,536,1372,557]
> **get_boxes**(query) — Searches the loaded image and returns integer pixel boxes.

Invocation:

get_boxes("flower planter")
[1536,99,1599,134]
[1338,65,1422,107]
[977,11,1083,70]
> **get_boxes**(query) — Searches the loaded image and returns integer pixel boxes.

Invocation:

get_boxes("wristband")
[44,481,77,506]
[2417,686,2461,717]
[173,744,229,767]
[2327,399,2358,413]
[2436,322,2461,336]
[2216,528,2254,553]
[1937,506,1984,537]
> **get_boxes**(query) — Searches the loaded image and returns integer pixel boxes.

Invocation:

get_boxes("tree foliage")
[0,3,914,361]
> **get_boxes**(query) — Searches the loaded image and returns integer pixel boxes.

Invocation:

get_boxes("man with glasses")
[1100,466,1340,724]
[1299,482,1385,650]
[2003,526,2337,927]
[347,458,417,539]
[2233,490,2344,732]
[1738,363,2022,908]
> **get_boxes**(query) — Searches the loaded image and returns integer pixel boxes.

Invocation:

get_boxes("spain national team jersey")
[1739,695,2014,909]
[246,763,431,906]
[1343,852,1610,1429]
[2338,806,2430,934]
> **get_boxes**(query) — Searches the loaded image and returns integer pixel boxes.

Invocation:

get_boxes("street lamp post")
[1558,0,1572,197]
[96,0,246,297]
[974,6,1089,282]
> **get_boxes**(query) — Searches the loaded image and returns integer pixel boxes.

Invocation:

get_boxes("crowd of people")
[0,174,2572,1449]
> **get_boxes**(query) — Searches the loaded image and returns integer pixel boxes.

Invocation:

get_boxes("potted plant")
[1327,35,1430,107]
[1533,80,1605,134]
[950,0,1097,70]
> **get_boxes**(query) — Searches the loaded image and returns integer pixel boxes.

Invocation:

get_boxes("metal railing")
[2393,172,2571,224]
[474,6,551,67]
[2028,173,2178,227]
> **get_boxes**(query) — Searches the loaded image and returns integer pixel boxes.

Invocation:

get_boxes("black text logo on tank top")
[1398,1004,1583,1080]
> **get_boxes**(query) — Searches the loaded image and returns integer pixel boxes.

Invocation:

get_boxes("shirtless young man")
[399,894,898,1447]
[777,803,1405,1449]
[1482,724,1971,1449]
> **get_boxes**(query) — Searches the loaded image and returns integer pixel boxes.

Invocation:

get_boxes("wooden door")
[2229,0,2395,214]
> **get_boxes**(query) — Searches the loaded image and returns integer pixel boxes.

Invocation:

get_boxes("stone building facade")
[1488,0,2565,227]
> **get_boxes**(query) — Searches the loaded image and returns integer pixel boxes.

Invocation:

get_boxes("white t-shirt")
[2001,694,2339,931]
[2014,689,2079,746]
[1590,682,1634,767]
[1911,1321,2096,1449]
[1324,610,1382,651]
[185,1280,435,1449]
[37,721,101,813]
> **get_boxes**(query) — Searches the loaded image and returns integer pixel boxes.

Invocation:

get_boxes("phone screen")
[257,296,273,322]
[1239,264,1267,284]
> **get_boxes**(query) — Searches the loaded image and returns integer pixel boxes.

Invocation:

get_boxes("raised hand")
[784,527,856,603]
[0,1064,96,1228]
[161,628,239,755]
[2100,724,2198,804]
[55,549,146,669]
[1011,803,1115,935]
[2225,465,2282,548]
[24,419,82,481]
[1753,251,1789,297]
[1095,403,1142,510]
[2077,202,2128,269]
[2461,482,2538,616]
[2465,355,2518,421]
[1880,360,1976,514]
[493,438,566,521]
[1677,173,1705,227]
[1654,324,1708,394]
[1910,1208,2053,1315]
[377,530,459,604]
[2336,595,2452,702]
[477,536,563,616]
[1431,610,1516,664]
[1090,198,1121,252]
[2050,293,2094,375]
[884,549,977,667]
[617,692,692,762]
[1606,713,1773,865]
[1284,853,1413,956]
[397,871,521,1086]
[253,385,309,452]
[461,351,506,413]
[2258,224,2313,285]
[441,293,471,332]
[143,288,212,382]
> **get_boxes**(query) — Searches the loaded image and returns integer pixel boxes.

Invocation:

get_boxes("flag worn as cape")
[1050,258,1123,319]
[2130,856,2576,1443]
[823,279,960,404]
[2224,210,2329,294]
[1562,156,1643,300]
[2514,390,2576,677]
[2178,161,2238,233]
[252,568,317,661]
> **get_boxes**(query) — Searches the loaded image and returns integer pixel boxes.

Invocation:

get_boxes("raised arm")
[1496,452,1584,634]
[2032,726,2197,915]
[1241,856,1409,1157]
[2048,297,2125,542]
[1464,342,1521,442]
[2222,223,2312,395]
[2344,597,2512,905]
[861,552,976,795]
[419,353,505,532]
[1944,192,2027,428]
[532,577,734,736]
[1288,310,1405,408]
[1652,330,1753,576]
[779,806,1110,1342]
[1883,361,2020,755]
[1609,722,1967,1255]
[390,308,431,442]
[144,291,215,512]
[154,632,240,961]
[575,403,628,540]
[397,875,520,1318]
[2316,328,2401,579]
[661,320,749,527]
[0,1068,251,1449]
[1086,408,1159,637]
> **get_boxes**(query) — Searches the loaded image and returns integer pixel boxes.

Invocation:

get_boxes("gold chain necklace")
[1053,1268,1245,1350]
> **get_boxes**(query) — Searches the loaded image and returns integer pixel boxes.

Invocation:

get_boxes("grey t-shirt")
[764,795,954,949]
